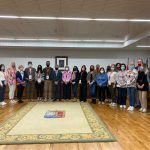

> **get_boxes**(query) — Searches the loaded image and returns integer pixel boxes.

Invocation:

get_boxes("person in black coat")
[52,65,62,101]
[16,65,27,103]
[71,66,80,102]
[137,64,149,113]
[79,65,87,102]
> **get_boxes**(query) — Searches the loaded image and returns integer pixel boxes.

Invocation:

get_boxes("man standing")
[43,61,54,101]
[52,65,62,101]
[25,61,36,101]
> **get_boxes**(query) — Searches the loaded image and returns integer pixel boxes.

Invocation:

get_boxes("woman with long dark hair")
[35,65,44,101]
[79,65,87,102]
[72,66,80,102]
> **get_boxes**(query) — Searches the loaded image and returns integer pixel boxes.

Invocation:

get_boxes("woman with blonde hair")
[137,64,149,113]
[6,62,17,104]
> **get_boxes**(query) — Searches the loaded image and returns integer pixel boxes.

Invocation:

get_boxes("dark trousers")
[17,86,25,100]
[0,81,6,102]
[98,86,106,102]
[118,88,127,105]
[26,81,35,99]
[80,83,87,102]
[36,82,44,98]
[90,83,96,102]
[108,84,117,103]
[54,82,61,99]
[63,83,71,99]
[72,83,78,98]
[106,86,111,99]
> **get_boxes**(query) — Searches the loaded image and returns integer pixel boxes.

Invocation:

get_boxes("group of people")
[0,58,149,113]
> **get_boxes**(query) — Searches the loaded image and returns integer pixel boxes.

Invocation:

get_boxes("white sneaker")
[139,108,143,112]
[109,102,113,106]
[0,102,7,106]
[10,100,15,104]
[127,106,131,111]
[112,103,117,107]
[123,105,126,109]
[120,105,123,108]
[142,108,147,113]
[130,106,134,111]
[98,101,101,105]
[102,102,105,105]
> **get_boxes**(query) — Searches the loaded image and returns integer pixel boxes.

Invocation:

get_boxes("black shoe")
[18,100,23,103]
[52,99,57,102]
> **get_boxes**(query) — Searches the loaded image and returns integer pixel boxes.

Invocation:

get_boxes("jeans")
[0,81,6,102]
[118,88,127,105]
[90,83,96,100]
[127,87,136,107]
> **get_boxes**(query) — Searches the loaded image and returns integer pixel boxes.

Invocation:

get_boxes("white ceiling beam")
[123,31,150,48]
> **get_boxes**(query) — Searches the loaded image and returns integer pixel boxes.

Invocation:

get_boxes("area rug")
[0,102,116,144]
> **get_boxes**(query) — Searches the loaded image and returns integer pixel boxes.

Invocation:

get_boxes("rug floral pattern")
[0,102,116,144]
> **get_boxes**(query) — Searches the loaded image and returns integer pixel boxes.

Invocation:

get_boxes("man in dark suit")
[16,65,27,103]
[52,65,62,101]
[25,61,36,101]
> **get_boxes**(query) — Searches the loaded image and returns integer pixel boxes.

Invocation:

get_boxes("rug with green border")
[0,102,116,144]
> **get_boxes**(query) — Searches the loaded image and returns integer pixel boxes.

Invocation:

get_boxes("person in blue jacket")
[16,65,27,103]
[96,67,108,104]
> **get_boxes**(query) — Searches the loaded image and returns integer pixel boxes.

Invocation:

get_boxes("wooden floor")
[0,100,149,150]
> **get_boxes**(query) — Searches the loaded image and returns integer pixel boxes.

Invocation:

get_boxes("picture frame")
[55,56,68,71]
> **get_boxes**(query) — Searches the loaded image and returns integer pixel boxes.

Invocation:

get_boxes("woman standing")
[108,64,117,107]
[0,64,7,106]
[72,66,80,102]
[35,65,44,101]
[62,66,72,100]
[137,64,149,113]
[116,64,127,109]
[126,62,138,111]
[96,67,108,104]
[16,65,27,103]
[6,62,17,104]
[87,65,96,104]
[79,65,87,102]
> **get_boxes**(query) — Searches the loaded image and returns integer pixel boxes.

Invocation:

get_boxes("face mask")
[55,67,58,70]
[129,65,135,70]
[100,70,104,73]
[111,67,115,71]
[20,70,24,74]
[90,68,94,71]
[121,66,125,71]
[28,64,32,67]
[46,64,50,67]
[66,68,69,71]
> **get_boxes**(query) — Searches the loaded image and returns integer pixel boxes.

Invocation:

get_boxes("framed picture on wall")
[55,56,68,70]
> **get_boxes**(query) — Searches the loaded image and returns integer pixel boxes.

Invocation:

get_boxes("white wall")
[0,48,149,71]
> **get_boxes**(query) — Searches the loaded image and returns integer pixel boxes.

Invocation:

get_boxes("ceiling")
[0,0,150,49]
